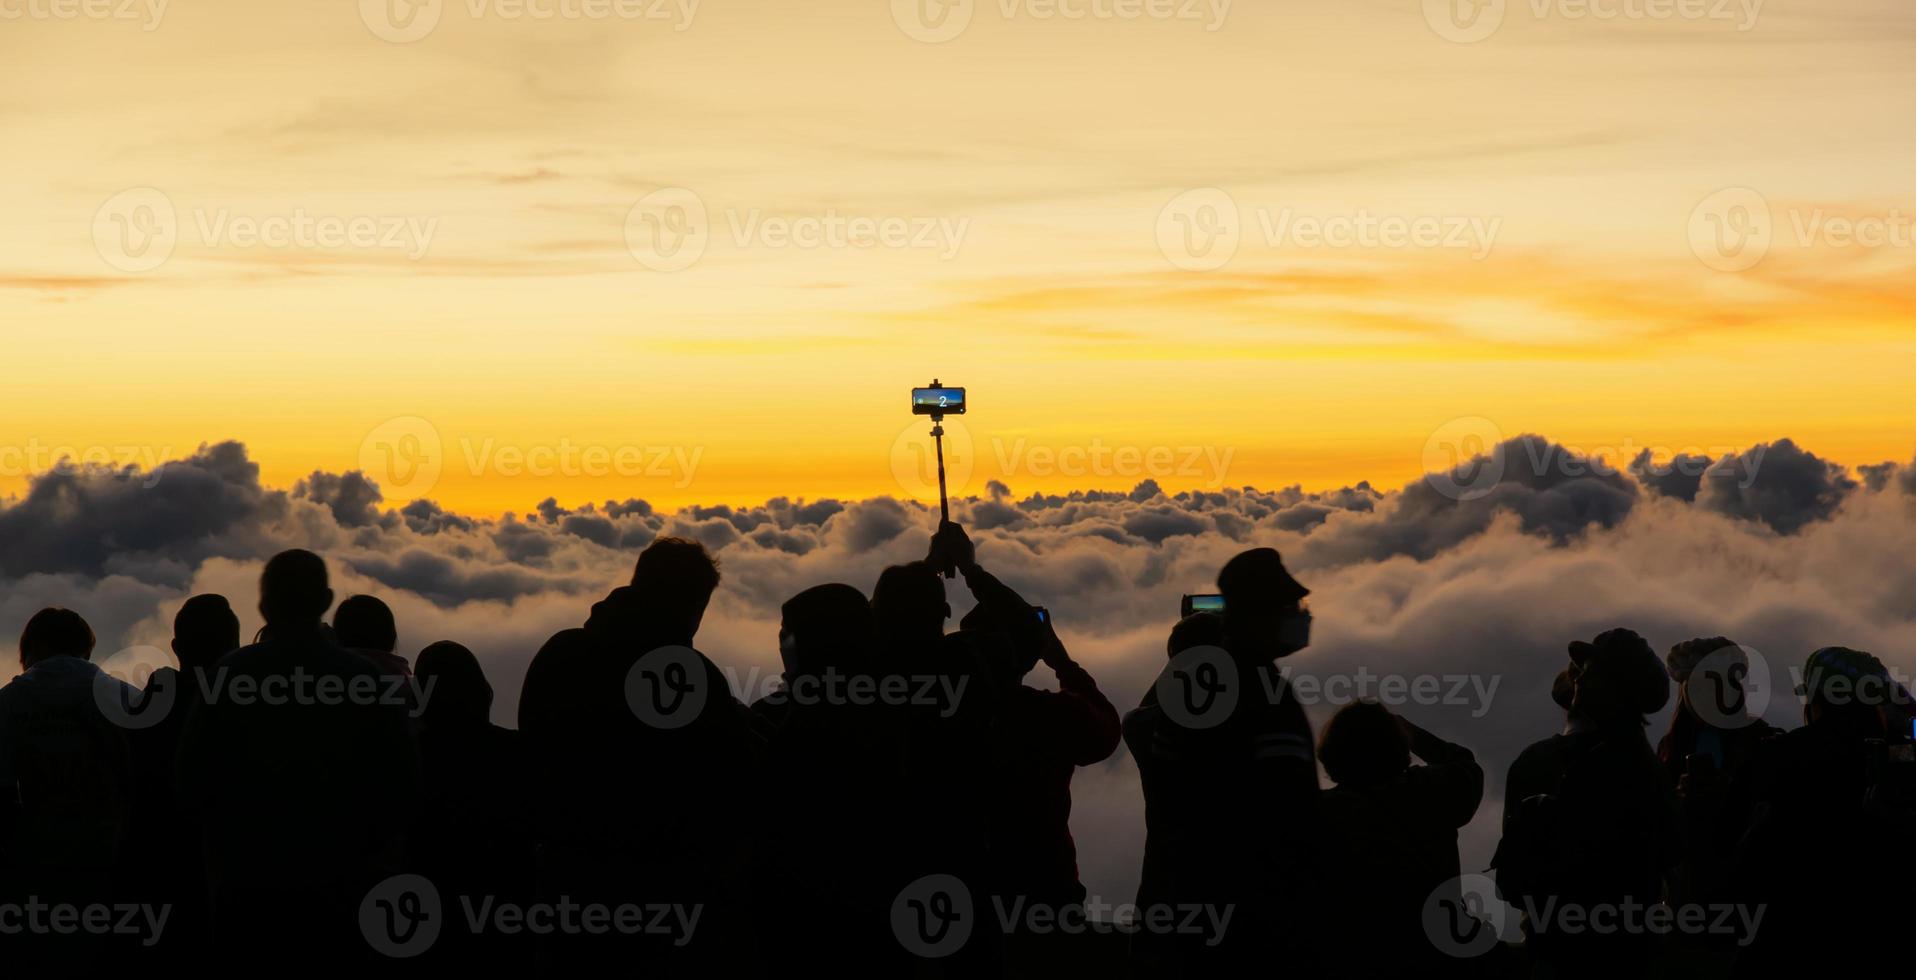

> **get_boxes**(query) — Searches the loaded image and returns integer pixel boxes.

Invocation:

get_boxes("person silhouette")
[406,640,533,972]
[871,536,1006,976]
[1656,637,1777,923]
[1126,610,1227,977]
[1728,647,1909,977]
[334,594,414,684]
[933,522,1121,910]
[518,536,760,976]
[175,550,419,974]
[748,583,908,975]
[1315,702,1483,978]
[1494,628,1676,980]
[126,594,242,968]
[1127,548,1321,976]
[0,608,135,976]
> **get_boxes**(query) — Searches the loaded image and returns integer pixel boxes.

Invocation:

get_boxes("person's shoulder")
[1510,733,1571,768]
[1122,704,1160,740]
[531,626,592,663]
[216,640,272,671]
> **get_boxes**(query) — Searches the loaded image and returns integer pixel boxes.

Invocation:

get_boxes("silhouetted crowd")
[1,520,1910,978]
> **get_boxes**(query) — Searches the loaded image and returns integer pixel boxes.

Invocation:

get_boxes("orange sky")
[3,0,1913,514]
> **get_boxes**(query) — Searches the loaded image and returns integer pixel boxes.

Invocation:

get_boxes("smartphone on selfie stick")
[912,380,966,578]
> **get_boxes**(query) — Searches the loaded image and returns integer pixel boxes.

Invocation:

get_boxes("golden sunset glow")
[5,0,1914,513]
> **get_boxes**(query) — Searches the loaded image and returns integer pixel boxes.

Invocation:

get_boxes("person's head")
[1167,611,1228,659]
[1318,701,1410,788]
[19,608,96,670]
[957,601,1045,681]
[1566,628,1669,726]
[779,583,877,678]
[259,549,333,630]
[415,640,493,729]
[1665,636,1748,724]
[1217,548,1311,661]
[333,595,398,653]
[629,537,721,644]
[172,594,240,672]
[871,561,949,647]
[1797,646,1891,736]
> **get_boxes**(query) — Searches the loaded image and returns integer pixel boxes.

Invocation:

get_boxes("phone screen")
[912,387,966,415]
[1182,594,1225,617]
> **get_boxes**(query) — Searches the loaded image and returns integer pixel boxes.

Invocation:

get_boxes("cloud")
[3,434,1914,904]
[1695,439,1857,534]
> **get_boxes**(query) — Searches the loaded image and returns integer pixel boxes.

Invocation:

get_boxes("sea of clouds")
[2,433,1913,902]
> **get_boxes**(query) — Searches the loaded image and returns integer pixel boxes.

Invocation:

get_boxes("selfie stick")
[928,378,953,577]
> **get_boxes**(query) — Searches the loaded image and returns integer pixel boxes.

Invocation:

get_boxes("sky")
[4,0,1915,518]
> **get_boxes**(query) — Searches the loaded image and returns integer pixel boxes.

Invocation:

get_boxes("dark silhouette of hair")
[18,607,96,668]
[627,536,720,645]
[333,594,397,653]
[416,640,493,729]
[172,594,240,673]
[1567,627,1670,725]
[257,548,332,628]
[1319,701,1410,787]
[1167,610,1227,657]
[779,583,877,678]
[871,560,947,648]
